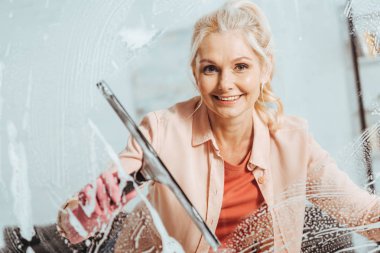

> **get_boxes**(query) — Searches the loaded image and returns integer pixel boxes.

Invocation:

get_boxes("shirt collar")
[249,109,271,170]
[192,99,271,171]
[191,99,217,148]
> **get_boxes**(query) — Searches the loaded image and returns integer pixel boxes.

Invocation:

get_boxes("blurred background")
[0,0,379,251]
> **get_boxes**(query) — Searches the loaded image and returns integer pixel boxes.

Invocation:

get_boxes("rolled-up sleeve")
[109,111,160,175]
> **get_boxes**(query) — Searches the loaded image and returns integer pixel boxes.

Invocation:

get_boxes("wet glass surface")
[0,0,379,252]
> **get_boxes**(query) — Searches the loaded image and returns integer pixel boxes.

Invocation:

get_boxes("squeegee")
[96,81,220,252]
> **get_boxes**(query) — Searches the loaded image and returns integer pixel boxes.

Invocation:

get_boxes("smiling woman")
[195,32,263,117]
[192,30,269,165]
[52,0,380,252]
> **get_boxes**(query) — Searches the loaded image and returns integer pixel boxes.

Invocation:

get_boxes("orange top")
[215,151,264,243]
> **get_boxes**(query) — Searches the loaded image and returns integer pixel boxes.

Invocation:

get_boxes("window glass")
[0,0,379,252]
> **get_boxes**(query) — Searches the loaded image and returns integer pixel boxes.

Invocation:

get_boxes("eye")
[234,63,249,72]
[202,65,218,74]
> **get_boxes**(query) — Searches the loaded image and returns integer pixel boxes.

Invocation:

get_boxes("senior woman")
[57,0,380,252]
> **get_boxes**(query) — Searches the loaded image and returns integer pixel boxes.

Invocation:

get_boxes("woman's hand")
[59,171,136,244]
[79,171,123,220]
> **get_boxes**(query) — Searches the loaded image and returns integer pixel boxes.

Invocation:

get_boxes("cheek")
[197,76,216,93]
[241,75,261,93]
[251,85,261,100]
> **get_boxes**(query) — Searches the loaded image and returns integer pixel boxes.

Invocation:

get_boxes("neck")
[208,110,253,150]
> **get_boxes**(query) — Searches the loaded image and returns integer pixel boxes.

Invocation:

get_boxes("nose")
[218,70,234,91]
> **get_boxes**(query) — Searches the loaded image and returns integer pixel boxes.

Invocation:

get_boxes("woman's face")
[193,30,266,122]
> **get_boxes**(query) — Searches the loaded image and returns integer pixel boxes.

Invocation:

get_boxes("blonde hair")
[190,0,283,131]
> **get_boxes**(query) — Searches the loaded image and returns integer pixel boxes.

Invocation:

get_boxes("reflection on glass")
[1,0,380,253]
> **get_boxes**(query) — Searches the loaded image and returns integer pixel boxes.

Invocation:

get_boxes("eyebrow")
[233,56,253,62]
[199,56,253,64]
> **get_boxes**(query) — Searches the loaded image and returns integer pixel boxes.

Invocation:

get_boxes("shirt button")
[247,164,255,171]
[258,176,265,184]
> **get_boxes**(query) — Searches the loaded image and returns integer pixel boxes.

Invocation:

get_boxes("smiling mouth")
[213,95,242,101]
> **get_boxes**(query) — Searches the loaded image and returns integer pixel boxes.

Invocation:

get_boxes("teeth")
[217,95,240,101]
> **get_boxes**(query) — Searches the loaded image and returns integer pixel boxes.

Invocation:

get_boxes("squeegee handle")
[122,169,148,196]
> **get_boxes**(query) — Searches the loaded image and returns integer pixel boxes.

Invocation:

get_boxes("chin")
[214,109,247,120]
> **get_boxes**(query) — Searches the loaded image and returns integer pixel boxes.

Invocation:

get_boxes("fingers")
[93,171,123,215]
[101,171,136,207]
[103,171,122,206]
[122,189,137,205]
[78,184,93,206]
[96,177,112,215]
[67,169,143,245]
[77,171,138,223]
